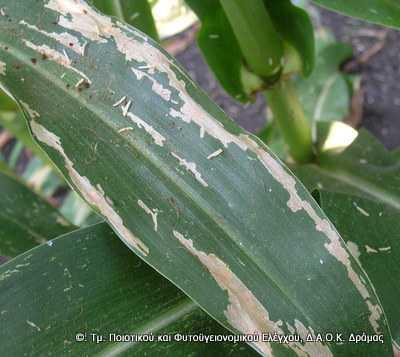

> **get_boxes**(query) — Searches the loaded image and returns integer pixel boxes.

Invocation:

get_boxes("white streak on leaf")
[26,320,41,331]
[121,100,132,117]
[20,20,87,56]
[118,127,133,134]
[131,67,171,101]
[30,121,149,256]
[113,96,126,107]
[365,245,379,254]
[138,199,158,231]
[174,230,332,357]
[23,40,91,83]
[75,78,85,88]
[62,49,70,62]
[171,152,208,187]
[379,246,391,252]
[207,148,223,160]
[353,202,370,217]
[125,110,165,147]
[0,60,5,76]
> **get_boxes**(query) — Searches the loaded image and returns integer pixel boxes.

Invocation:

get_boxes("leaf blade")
[0,169,74,258]
[263,0,315,76]
[319,191,400,346]
[185,0,251,102]
[0,2,392,355]
[312,0,400,30]
[0,222,257,356]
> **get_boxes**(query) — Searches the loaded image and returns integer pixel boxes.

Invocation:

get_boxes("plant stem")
[220,0,283,78]
[93,0,159,41]
[265,80,314,163]
[220,0,313,162]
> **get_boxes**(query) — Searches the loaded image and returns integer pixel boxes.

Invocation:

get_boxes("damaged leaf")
[319,191,400,348]
[0,222,257,356]
[0,1,392,355]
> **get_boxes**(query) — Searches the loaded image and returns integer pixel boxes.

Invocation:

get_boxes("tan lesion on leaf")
[239,134,384,334]
[29,120,149,256]
[44,0,252,151]
[0,60,6,76]
[173,230,333,357]
[171,152,208,187]
[173,230,274,356]
[19,20,87,56]
[346,241,361,260]
[22,40,91,83]
[44,0,384,335]
[131,67,171,101]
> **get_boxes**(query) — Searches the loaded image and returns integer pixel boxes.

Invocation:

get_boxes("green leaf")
[0,169,74,258]
[294,122,400,348]
[294,122,400,208]
[295,41,353,124]
[91,0,159,41]
[0,222,256,356]
[185,0,251,102]
[318,191,400,347]
[263,0,315,76]
[312,0,400,30]
[0,2,392,355]
[220,0,284,78]
[0,87,17,111]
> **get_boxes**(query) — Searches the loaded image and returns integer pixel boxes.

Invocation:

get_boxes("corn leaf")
[0,2,392,355]
[320,191,400,349]
[0,168,74,258]
[0,222,258,356]
[312,0,400,30]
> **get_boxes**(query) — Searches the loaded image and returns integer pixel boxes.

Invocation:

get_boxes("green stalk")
[92,0,159,41]
[220,0,313,162]
[220,0,283,78]
[265,80,314,163]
